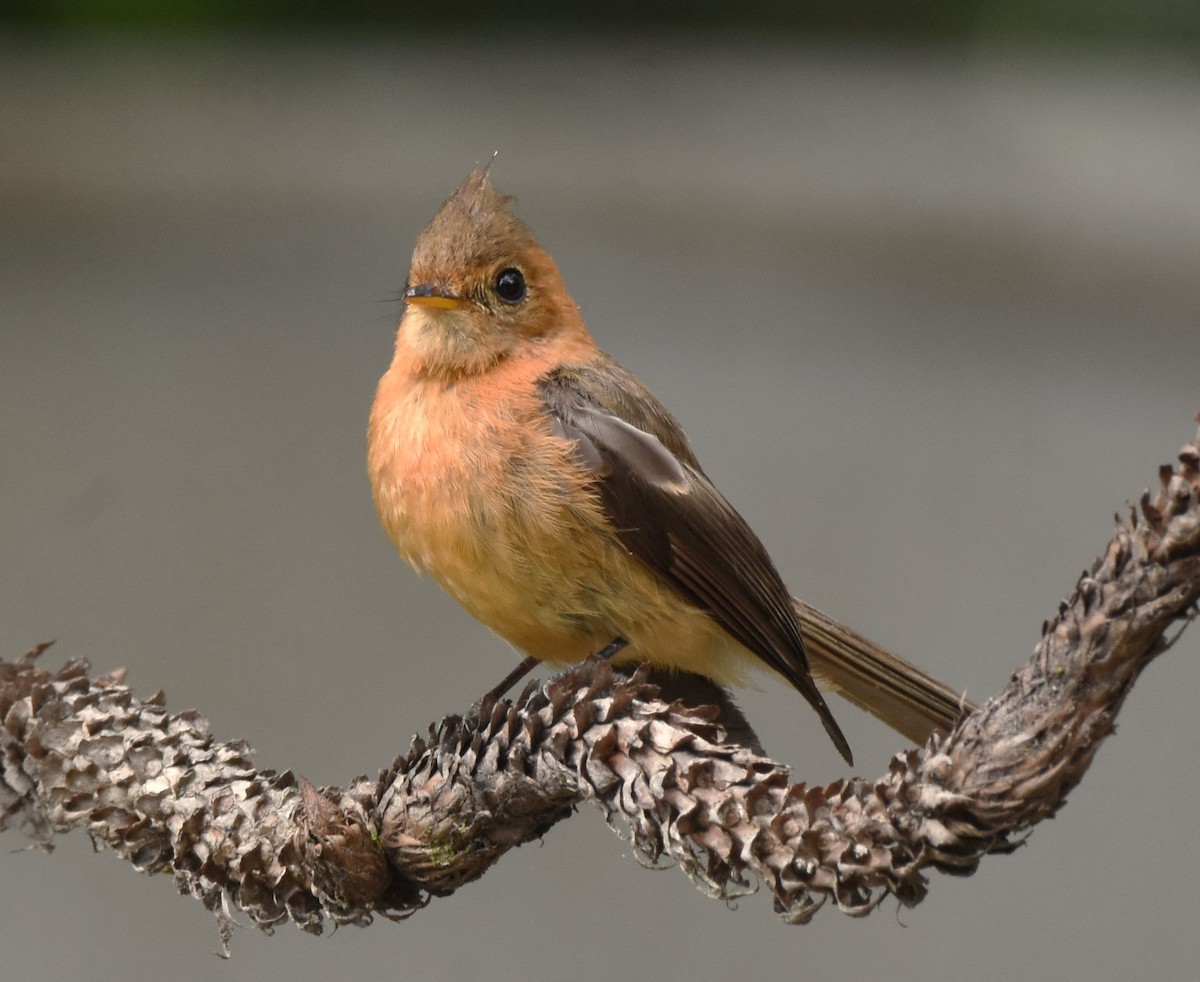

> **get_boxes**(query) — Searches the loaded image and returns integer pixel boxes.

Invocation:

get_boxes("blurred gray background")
[2,14,1199,982]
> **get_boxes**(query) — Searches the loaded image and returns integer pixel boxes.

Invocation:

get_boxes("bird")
[368,166,968,766]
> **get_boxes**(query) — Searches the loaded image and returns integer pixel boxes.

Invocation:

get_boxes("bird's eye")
[493,267,527,304]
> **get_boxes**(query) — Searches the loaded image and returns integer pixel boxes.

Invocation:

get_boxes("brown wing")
[539,362,853,764]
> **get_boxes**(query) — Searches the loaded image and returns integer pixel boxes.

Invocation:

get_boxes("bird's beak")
[404,284,473,310]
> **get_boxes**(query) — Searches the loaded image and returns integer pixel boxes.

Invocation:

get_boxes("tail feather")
[795,600,973,746]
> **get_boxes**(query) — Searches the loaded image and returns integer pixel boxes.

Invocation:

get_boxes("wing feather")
[539,361,852,764]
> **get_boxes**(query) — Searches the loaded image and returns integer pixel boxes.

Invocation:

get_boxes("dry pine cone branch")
[2,419,1199,942]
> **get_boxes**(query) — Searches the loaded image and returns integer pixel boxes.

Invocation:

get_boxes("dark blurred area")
[2,0,1199,46]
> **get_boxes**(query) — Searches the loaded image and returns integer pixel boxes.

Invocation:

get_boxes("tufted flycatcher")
[368,167,969,766]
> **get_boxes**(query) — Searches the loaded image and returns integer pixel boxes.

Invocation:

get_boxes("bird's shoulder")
[536,354,701,470]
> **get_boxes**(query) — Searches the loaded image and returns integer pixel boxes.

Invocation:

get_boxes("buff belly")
[369,370,755,686]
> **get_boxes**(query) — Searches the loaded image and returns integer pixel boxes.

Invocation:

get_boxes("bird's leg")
[484,655,539,703]
[593,636,628,662]
[485,638,629,704]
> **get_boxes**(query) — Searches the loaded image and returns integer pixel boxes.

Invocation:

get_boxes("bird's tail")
[796,600,974,746]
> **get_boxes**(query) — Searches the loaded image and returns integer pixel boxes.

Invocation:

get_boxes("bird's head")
[400,167,585,376]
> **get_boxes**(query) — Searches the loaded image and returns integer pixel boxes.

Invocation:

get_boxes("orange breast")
[368,337,760,684]
[368,346,620,660]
